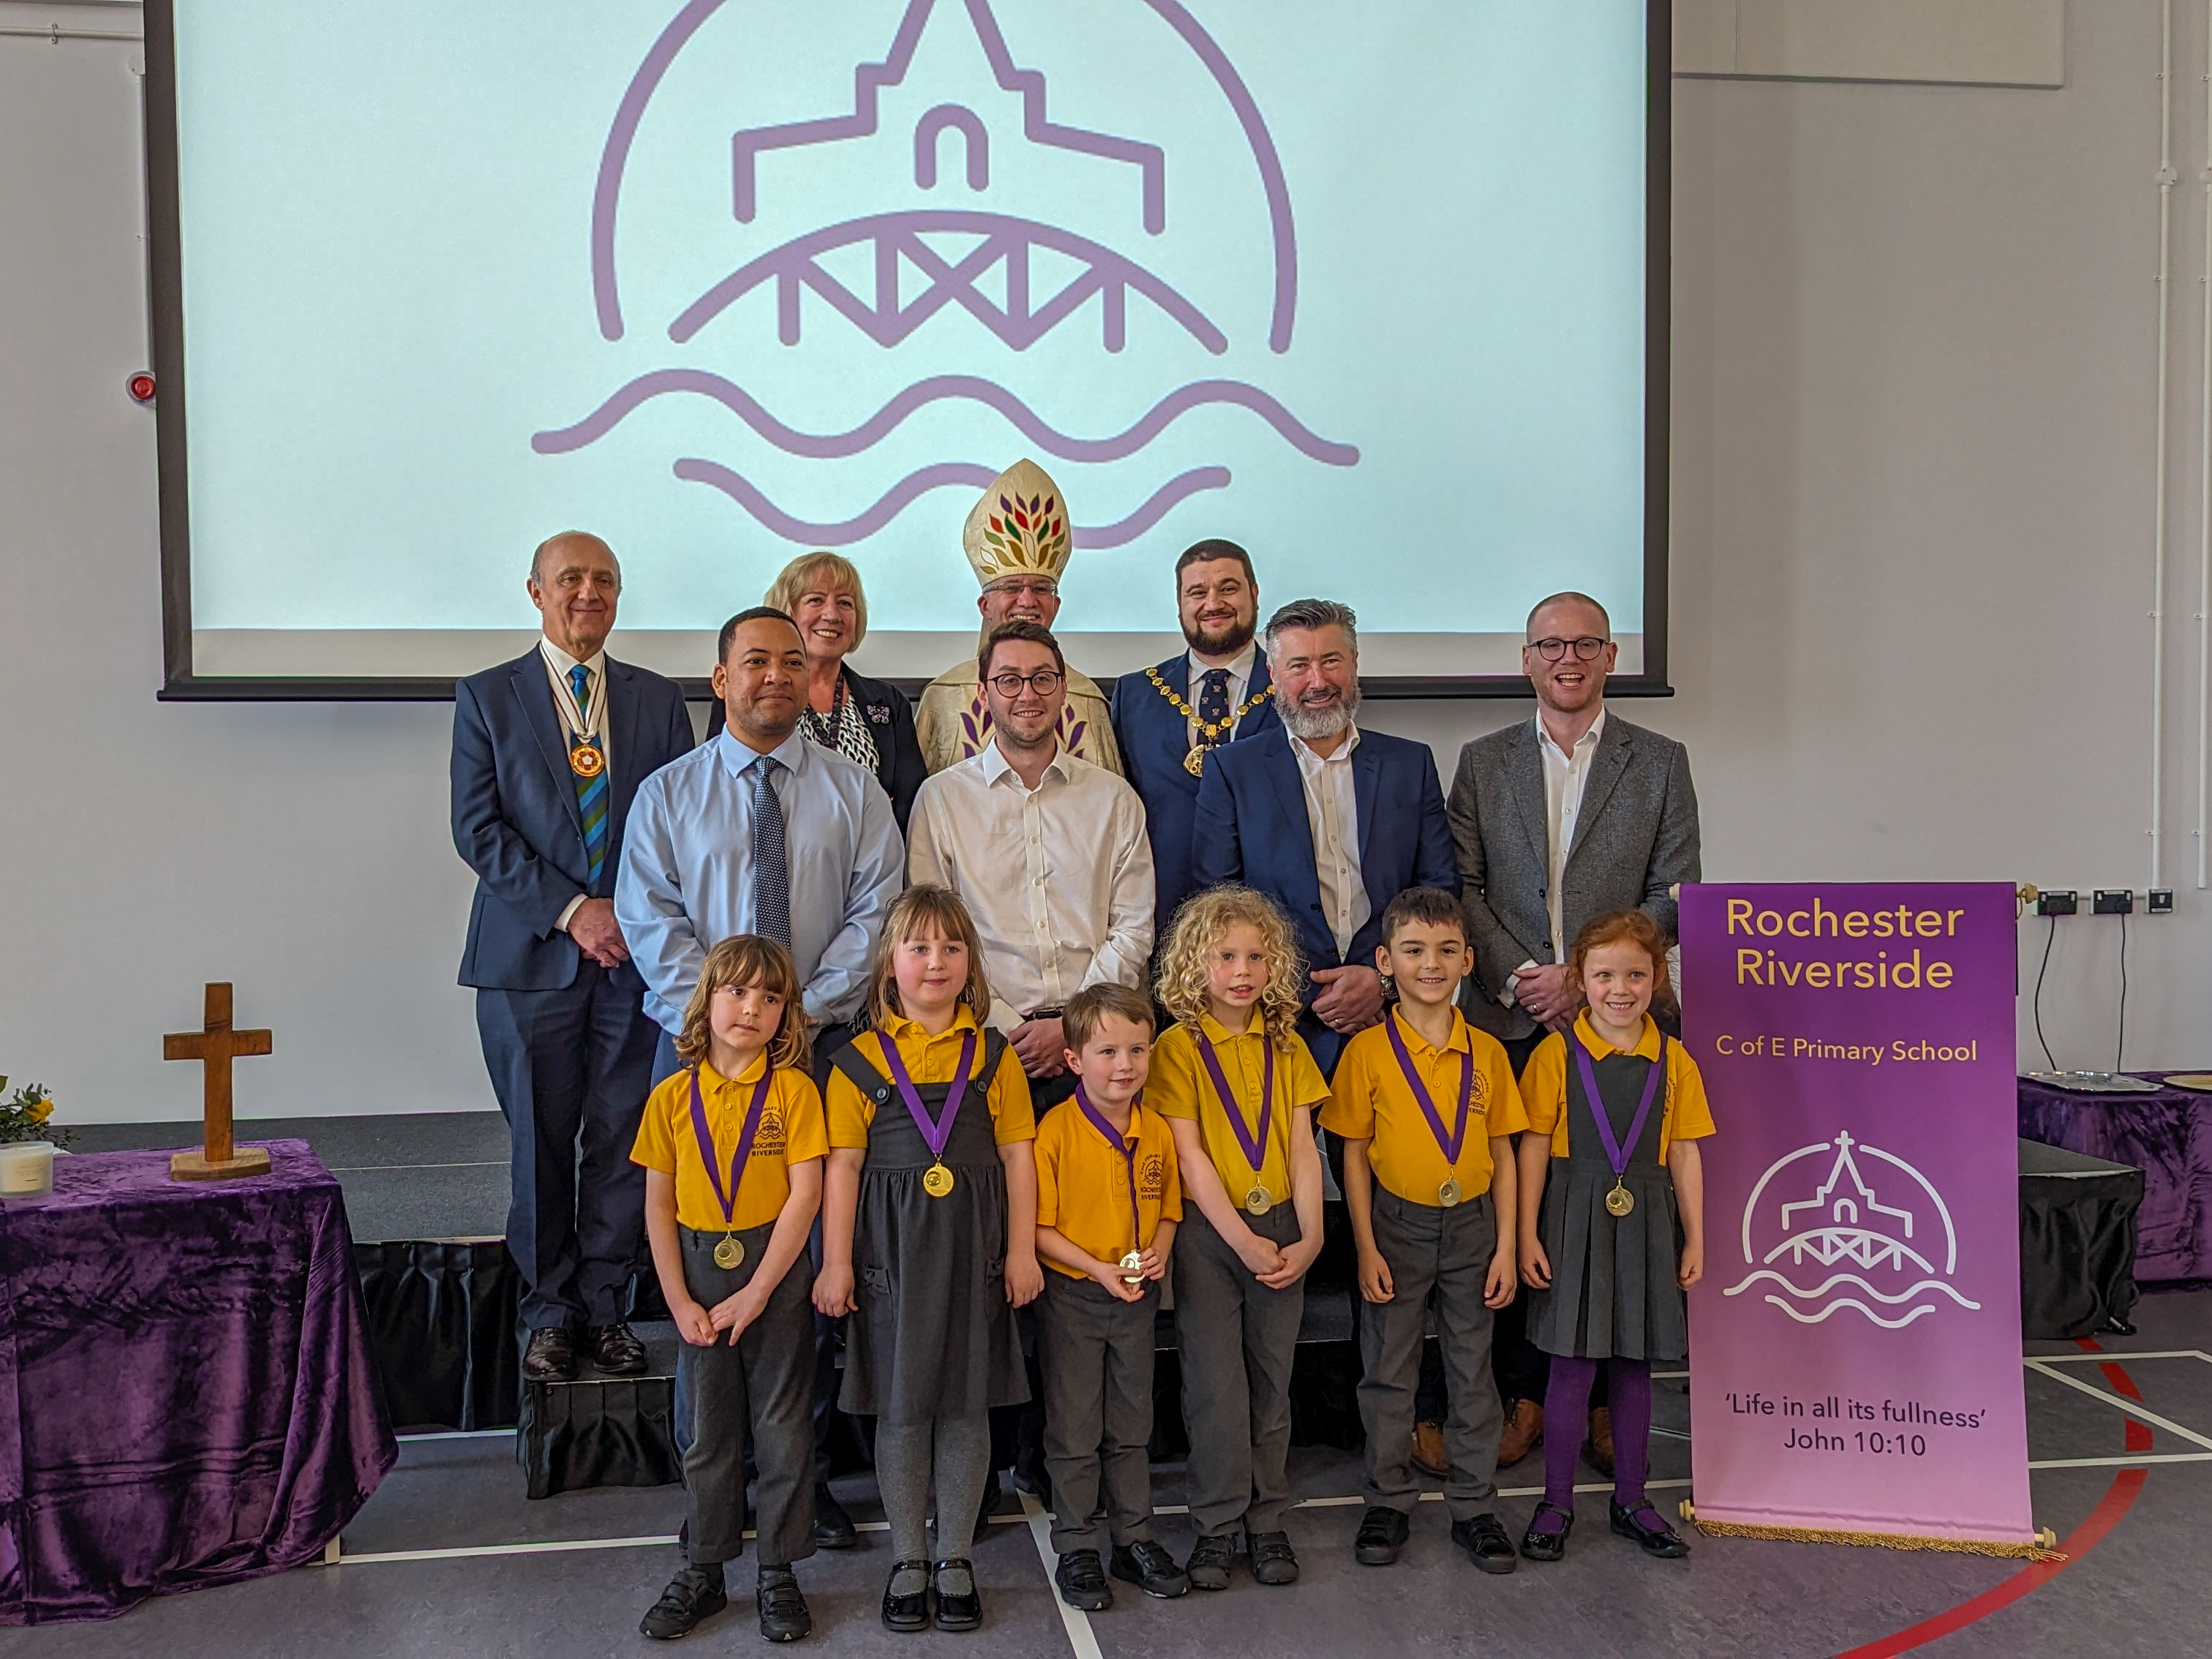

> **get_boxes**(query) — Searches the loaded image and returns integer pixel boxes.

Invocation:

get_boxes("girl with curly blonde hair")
[1145,885,1330,1588]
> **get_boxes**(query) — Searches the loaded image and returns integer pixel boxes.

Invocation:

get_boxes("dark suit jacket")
[1110,653,1280,929]
[704,665,925,831]
[1446,712,1701,1042]
[1191,725,1458,1066]
[452,649,695,992]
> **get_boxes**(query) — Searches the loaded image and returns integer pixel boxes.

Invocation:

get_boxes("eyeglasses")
[985,578,1058,599]
[1527,636,1609,663]
[988,669,1064,697]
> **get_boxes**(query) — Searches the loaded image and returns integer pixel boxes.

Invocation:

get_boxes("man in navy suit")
[1110,538,1280,936]
[1190,598,1457,1074]
[452,532,696,1383]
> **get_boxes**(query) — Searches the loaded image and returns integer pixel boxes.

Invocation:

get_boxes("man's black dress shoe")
[584,1321,648,1375]
[881,1559,931,1632]
[1610,1498,1690,1558]
[756,1568,812,1643]
[930,1557,982,1630]
[1451,1512,1519,1573]
[1244,1530,1299,1585]
[1519,1501,1575,1562]
[522,1326,577,1382]
[640,1565,726,1639]
[1110,1539,1189,1598]
[1184,1532,1234,1591]
[1054,1549,1112,1611]
[1354,1505,1410,1566]
[813,1483,859,1549]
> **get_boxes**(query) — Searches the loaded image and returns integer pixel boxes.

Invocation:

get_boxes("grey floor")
[20,1115,2212,1657]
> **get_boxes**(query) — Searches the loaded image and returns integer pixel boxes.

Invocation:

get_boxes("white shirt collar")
[1289,723,1361,768]
[1186,642,1257,688]
[981,736,1071,789]
[1535,705,1606,761]
[538,634,606,680]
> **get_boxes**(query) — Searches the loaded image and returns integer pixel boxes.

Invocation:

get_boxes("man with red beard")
[1110,540,1282,934]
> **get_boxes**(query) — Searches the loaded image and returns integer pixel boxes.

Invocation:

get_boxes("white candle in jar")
[0,1141,56,1197]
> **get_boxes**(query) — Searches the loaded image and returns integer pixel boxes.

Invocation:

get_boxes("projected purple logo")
[533,0,1357,548]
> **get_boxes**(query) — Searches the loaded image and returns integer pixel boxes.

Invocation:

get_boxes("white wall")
[3,4,2205,1124]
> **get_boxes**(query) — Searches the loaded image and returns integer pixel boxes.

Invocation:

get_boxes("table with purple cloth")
[0,1139,396,1624]
[2018,1072,2212,1281]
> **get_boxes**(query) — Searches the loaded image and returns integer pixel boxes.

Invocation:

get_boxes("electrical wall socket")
[2093,889,2134,916]
[2148,889,2175,914]
[2036,889,2078,917]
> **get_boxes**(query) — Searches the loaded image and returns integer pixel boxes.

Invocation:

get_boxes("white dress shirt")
[538,636,610,933]
[1289,725,1369,959]
[1505,707,1609,1004]
[906,740,1156,1031]
[1184,643,1258,745]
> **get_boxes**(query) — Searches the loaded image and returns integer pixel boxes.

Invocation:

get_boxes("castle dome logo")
[1720,1131,1981,1330]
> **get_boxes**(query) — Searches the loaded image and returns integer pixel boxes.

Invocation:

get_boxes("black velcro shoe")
[813,1483,859,1549]
[881,1559,931,1633]
[1519,1502,1575,1562]
[930,1557,982,1630]
[1451,1512,1519,1574]
[1354,1505,1410,1566]
[1244,1530,1300,1585]
[1054,1549,1113,1611]
[584,1321,648,1375]
[756,1568,811,1643]
[640,1565,727,1639]
[1611,1498,1690,1559]
[522,1326,578,1382]
[1184,1532,1234,1591]
[1110,1538,1189,1598]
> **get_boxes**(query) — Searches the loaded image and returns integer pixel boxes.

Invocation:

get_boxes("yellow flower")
[24,1093,52,1123]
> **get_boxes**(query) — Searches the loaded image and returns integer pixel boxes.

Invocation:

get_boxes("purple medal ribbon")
[879,1029,977,1165]
[688,1064,774,1228]
[1571,1031,1666,1181]
[1383,1012,1475,1168]
[1075,1084,1143,1249]
[1195,1031,1274,1177]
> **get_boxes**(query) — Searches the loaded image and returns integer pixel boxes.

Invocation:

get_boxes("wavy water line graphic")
[672,458,1229,547]
[1721,1271,1981,1309]
[533,372,1358,466]
[1760,1297,1942,1330]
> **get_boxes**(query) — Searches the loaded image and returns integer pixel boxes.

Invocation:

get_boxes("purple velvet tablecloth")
[2018,1073,2212,1282]
[0,1140,396,1624]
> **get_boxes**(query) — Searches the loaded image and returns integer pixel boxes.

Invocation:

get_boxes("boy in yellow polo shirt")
[1321,887,1526,1576]
[631,936,828,1645]
[1033,982,1189,1611]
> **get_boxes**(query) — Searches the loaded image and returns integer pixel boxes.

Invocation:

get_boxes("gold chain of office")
[1143,667,1276,775]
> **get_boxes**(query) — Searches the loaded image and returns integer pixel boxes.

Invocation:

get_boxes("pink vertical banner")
[1681,882,2035,1546]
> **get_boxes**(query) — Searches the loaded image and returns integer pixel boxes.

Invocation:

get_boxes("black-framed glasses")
[988,668,1065,697]
[1528,636,1609,663]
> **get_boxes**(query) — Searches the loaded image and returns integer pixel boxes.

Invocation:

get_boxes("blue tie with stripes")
[569,664,609,885]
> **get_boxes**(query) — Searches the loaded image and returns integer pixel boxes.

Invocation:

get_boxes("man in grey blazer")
[1442,590,1701,1473]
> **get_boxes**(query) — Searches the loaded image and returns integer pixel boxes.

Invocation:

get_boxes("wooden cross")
[164,982,274,1181]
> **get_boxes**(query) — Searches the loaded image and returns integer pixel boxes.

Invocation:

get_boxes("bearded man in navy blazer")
[452,532,696,1384]
[1111,538,1281,935]
[1190,598,1458,1072]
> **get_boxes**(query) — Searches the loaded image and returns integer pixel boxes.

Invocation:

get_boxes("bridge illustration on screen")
[533,0,1358,549]
[1720,1131,1982,1330]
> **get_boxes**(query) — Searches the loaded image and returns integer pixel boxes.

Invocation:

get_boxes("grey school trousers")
[1173,1203,1304,1538]
[1039,1269,1161,1554]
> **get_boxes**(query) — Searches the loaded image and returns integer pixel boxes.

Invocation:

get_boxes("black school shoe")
[1184,1532,1235,1591]
[640,1565,728,1639]
[1519,1502,1575,1562]
[1611,1498,1691,1558]
[1055,1549,1113,1611]
[1244,1530,1300,1585]
[881,1559,932,1632]
[1354,1505,1410,1566]
[1451,1513,1519,1574]
[1110,1539,1190,1598]
[813,1483,859,1549]
[756,1568,811,1643]
[931,1557,982,1630]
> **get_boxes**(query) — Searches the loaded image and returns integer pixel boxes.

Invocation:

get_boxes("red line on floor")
[1834,1339,2150,1659]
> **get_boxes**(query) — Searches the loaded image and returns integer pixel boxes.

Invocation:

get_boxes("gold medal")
[1118,1249,1146,1285]
[1605,1181,1636,1218]
[922,1162,956,1198]
[1244,1186,1271,1216]
[568,741,605,779]
[1438,1178,1463,1208]
[1183,745,1208,777]
[712,1233,745,1270]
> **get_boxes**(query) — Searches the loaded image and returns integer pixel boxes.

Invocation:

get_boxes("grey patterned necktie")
[748,754,791,947]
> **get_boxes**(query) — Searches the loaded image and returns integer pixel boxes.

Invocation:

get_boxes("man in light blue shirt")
[617,607,904,1067]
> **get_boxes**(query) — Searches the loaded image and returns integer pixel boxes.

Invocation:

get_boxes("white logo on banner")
[1720,1132,1981,1329]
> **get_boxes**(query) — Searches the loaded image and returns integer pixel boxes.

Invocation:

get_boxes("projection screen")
[146,0,1669,698]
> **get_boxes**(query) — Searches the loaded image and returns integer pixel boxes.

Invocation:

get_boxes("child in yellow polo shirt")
[1148,886,1329,1591]
[1322,887,1526,1575]
[631,934,827,1644]
[1033,982,1188,1612]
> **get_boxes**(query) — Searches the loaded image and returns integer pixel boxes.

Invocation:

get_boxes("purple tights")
[1535,1357,1654,1531]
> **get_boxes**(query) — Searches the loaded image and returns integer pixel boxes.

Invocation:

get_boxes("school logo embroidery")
[1720,1131,1980,1330]
[533,0,1356,549]
[1138,1152,1168,1201]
